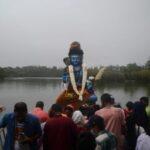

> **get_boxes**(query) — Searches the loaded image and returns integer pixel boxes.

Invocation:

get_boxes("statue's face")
[70,54,82,66]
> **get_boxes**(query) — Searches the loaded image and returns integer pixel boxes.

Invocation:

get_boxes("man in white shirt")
[136,128,150,150]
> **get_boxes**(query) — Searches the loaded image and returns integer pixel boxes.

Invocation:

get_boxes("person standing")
[32,101,49,123]
[87,115,117,150]
[95,93,126,150]
[77,131,96,150]
[0,102,42,150]
[133,96,149,131]
[136,127,150,150]
[43,103,78,150]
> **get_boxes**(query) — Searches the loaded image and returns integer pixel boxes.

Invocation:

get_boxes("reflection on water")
[96,82,150,96]
[0,78,149,113]
[95,82,150,106]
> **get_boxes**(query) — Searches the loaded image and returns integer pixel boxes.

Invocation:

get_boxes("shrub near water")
[1,60,150,83]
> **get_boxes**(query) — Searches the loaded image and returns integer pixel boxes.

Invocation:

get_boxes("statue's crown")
[68,41,84,56]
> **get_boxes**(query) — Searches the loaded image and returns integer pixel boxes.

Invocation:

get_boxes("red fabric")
[32,107,49,123]
[76,126,87,135]
[43,115,78,150]
[123,108,133,119]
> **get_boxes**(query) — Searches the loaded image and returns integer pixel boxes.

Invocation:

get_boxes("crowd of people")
[0,93,149,150]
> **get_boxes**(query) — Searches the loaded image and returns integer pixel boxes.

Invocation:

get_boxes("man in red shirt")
[32,101,49,123]
[43,104,78,150]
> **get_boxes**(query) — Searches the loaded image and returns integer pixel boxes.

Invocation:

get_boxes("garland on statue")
[68,64,87,101]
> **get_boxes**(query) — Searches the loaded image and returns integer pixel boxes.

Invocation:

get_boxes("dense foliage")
[0,60,150,83]
[2,66,63,77]
[0,67,6,79]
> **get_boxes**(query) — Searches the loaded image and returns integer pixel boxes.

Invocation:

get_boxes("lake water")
[0,77,149,113]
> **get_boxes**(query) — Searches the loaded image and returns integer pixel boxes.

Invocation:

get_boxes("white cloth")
[136,133,150,150]
[135,125,145,136]
[72,110,85,125]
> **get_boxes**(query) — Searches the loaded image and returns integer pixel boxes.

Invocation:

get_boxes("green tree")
[0,68,6,79]
[145,59,150,69]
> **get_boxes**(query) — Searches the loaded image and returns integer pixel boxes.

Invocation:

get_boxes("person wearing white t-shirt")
[136,128,150,150]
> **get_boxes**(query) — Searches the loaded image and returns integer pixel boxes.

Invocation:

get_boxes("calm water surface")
[0,78,149,113]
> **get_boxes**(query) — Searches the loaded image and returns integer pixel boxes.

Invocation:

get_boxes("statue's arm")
[62,68,69,83]
[62,68,69,90]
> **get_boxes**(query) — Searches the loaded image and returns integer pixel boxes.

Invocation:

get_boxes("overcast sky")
[0,0,150,67]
